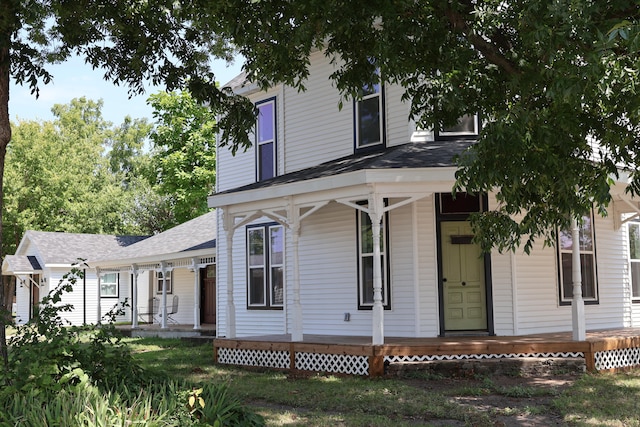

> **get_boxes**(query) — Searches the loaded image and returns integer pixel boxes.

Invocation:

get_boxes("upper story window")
[256,98,277,181]
[436,114,479,140]
[100,273,119,298]
[558,214,598,304]
[156,270,173,294]
[247,223,284,309]
[356,203,390,309]
[355,79,385,150]
[628,222,640,301]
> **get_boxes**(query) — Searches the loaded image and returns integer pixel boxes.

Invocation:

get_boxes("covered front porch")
[214,328,640,377]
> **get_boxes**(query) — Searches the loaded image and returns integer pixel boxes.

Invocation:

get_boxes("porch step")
[117,328,216,342]
[386,357,586,378]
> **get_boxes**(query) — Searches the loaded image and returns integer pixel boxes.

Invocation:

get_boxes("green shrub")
[0,264,265,426]
[0,264,148,396]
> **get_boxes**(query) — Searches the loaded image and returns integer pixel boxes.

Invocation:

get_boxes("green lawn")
[126,337,640,427]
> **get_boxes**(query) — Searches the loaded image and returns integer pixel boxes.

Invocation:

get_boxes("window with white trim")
[355,77,384,149]
[436,114,480,139]
[100,273,119,298]
[357,205,390,309]
[156,271,173,294]
[247,223,284,308]
[256,98,276,181]
[628,222,640,301]
[558,214,598,304]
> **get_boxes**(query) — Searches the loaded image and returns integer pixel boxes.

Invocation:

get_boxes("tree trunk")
[0,41,12,369]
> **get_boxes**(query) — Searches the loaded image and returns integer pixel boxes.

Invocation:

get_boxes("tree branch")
[444,7,522,76]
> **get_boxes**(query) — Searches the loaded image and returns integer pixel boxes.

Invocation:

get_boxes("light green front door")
[441,221,487,331]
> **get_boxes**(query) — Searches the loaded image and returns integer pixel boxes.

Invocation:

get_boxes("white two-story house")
[209,50,640,346]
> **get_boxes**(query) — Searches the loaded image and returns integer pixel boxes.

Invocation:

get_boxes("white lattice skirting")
[217,348,290,369]
[384,351,585,364]
[296,352,369,376]
[594,347,640,370]
[216,348,370,375]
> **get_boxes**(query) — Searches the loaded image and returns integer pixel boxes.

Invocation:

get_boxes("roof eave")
[88,248,216,269]
[208,167,459,208]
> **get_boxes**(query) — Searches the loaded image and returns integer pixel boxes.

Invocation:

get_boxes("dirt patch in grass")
[407,374,577,426]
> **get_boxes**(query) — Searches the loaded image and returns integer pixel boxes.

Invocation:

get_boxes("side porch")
[214,328,640,377]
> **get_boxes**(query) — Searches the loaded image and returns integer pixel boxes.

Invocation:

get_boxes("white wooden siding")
[513,213,632,335]
[283,51,353,172]
[15,277,30,325]
[486,195,515,335]
[416,195,440,337]
[216,214,286,337]
[384,83,411,148]
[216,87,281,193]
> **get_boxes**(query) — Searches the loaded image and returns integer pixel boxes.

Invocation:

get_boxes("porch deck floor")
[214,328,640,375]
[216,327,640,346]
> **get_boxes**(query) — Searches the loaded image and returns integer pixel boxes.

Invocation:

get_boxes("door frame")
[200,264,216,324]
[435,193,494,336]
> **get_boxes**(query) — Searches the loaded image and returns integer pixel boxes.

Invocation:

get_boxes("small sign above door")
[450,235,475,245]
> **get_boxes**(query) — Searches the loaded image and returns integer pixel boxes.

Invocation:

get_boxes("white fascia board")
[209,167,459,209]
[87,248,216,269]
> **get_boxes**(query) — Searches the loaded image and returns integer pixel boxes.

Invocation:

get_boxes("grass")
[122,337,640,426]
[553,370,640,426]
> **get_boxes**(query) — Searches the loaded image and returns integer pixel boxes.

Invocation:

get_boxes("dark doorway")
[201,265,216,324]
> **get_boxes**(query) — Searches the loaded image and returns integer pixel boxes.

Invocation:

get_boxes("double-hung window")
[100,273,119,298]
[436,114,480,140]
[355,78,384,149]
[558,214,598,304]
[628,222,640,301]
[357,205,390,309]
[256,98,276,181]
[156,271,173,294]
[247,223,284,309]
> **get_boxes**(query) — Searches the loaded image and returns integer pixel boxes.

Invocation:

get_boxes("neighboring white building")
[3,231,148,325]
[4,211,217,329]
[209,50,640,343]
[89,211,217,330]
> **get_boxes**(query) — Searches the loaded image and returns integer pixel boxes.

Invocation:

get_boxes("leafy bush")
[1,265,146,395]
[0,265,265,426]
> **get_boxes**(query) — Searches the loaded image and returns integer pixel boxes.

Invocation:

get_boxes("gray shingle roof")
[3,255,42,274]
[25,231,148,265]
[215,140,473,196]
[92,210,217,263]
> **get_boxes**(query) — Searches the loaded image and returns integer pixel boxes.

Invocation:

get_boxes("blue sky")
[9,55,244,125]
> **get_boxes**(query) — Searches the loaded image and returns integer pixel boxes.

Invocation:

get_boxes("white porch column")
[160,262,168,329]
[96,267,102,324]
[192,257,201,330]
[223,210,237,338]
[571,216,586,341]
[131,265,139,329]
[290,219,303,342]
[368,193,385,345]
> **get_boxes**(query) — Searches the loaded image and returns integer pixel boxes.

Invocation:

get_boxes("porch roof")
[88,211,217,269]
[2,255,42,275]
[209,140,473,209]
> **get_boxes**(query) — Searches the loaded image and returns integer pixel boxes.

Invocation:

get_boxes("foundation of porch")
[213,329,640,377]
[117,323,216,341]
[386,357,586,378]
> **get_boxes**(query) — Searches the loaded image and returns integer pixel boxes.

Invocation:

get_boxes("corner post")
[96,267,102,324]
[192,257,201,330]
[289,199,303,341]
[160,261,168,329]
[131,265,139,329]
[368,193,385,345]
[571,216,586,341]
[223,208,237,338]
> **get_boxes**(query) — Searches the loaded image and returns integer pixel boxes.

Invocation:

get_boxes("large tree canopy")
[204,0,640,253]
[147,90,216,228]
